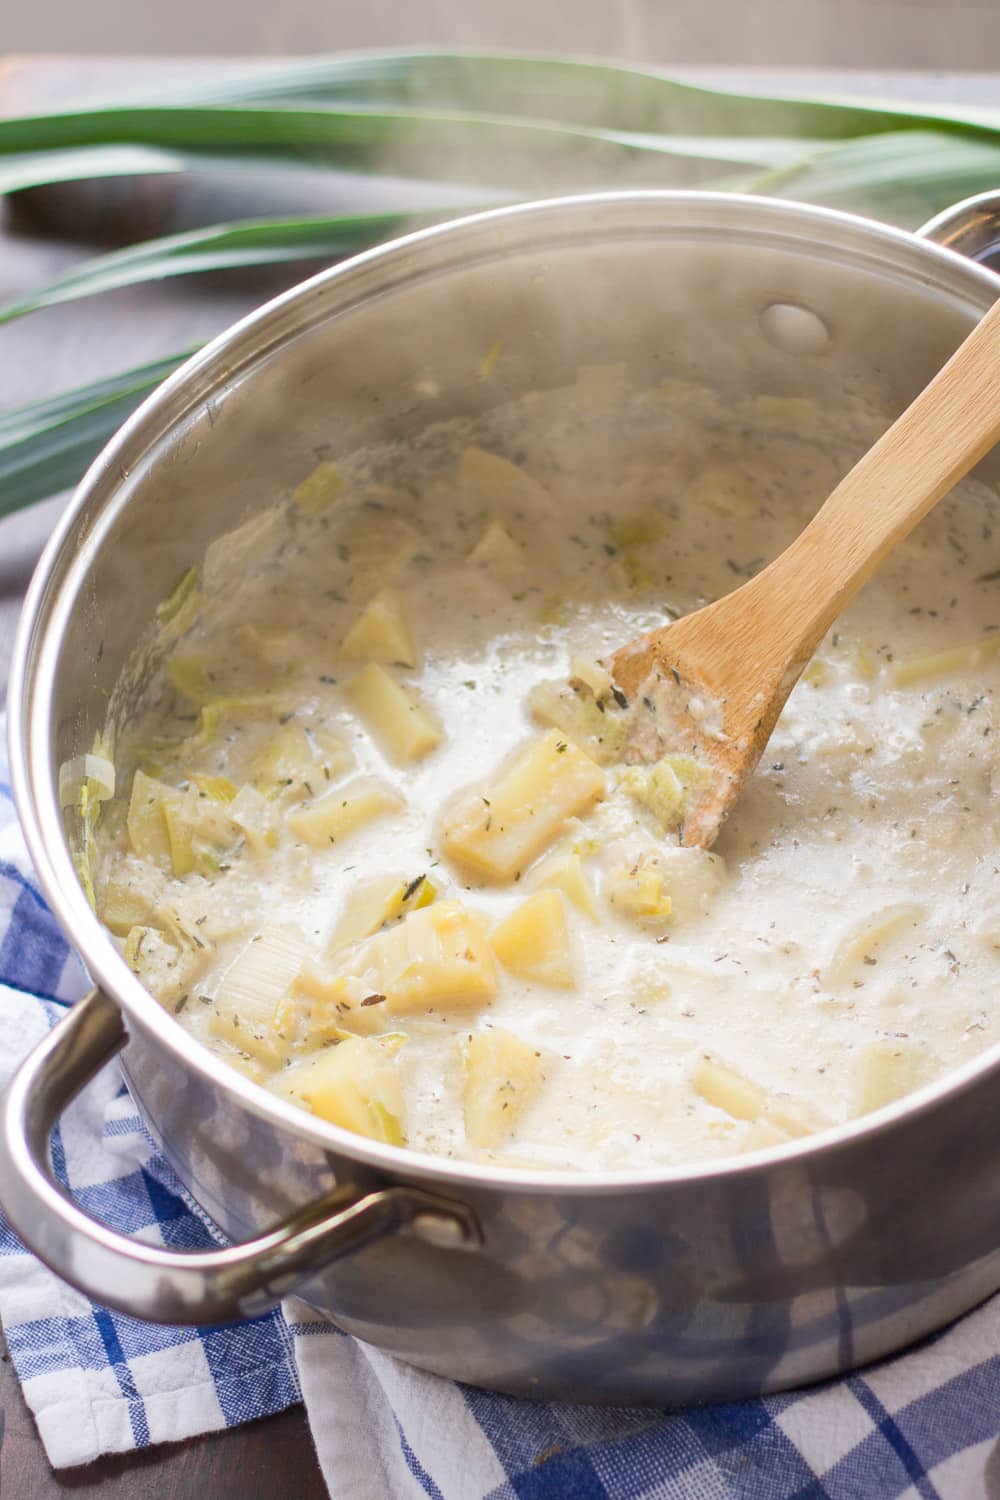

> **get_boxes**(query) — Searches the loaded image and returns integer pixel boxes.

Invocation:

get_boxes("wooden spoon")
[610,297,1000,849]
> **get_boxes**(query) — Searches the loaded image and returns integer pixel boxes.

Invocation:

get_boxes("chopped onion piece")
[59,753,116,808]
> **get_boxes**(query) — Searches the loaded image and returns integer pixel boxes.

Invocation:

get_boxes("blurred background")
[6,0,1000,68]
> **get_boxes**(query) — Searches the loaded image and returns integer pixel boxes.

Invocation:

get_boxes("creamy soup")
[79,368,1000,1171]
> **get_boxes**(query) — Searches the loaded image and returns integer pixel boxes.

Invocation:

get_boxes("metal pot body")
[6,192,1000,1404]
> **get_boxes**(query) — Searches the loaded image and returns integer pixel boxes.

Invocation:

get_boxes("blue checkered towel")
[4,732,1000,1495]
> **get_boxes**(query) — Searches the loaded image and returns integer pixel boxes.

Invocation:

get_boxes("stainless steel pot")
[3,190,1000,1405]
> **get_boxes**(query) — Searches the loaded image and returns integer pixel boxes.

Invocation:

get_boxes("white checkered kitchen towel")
[4,732,1000,1496]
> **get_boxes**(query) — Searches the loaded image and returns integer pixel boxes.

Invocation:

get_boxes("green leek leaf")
[0,103,827,174]
[0,208,487,321]
[0,103,833,198]
[4,49,1000,519]
[758,129,1000,226]
[164,51,1000,140]
[0,143,192,196]
[0,353,191,518]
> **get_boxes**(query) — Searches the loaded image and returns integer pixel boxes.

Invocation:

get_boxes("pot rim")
[10,188,1000,1196]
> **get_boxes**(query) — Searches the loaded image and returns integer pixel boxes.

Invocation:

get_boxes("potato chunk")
[655,377,721,420]
[203,505,287,591]
[682,459,752,518]
[274,1035,406,1143]
[693,1055,764,1122]
[193,775,238,803]
[528,847,597,920]
[100,861,165,937]
[352,900,497,1013]
[466,520,524,575]
[855,1041,932,1115]
[741,1119,791,1153]
[528,677,626,764]
[294,967,390,1041]
[288,775,402,847]
[889,638,998,687]
[162,794,198,877]
[575,362,626,408]
[462,1028,545,1148]
[764,1095,830,1139]
[227,783,278,857]
[292,460,345,515]
[153,783,246,878]
[346,664,441,764]
[330,875,408,951]
[209,926,308,1065]
[826,904,924,985]
[328,872,436,951]
[456,445,550,510]
[340,589,418,668]
[490,891,575,987]
[252,722,351,796]
[253,724,314,790]
[126,769,176,868]
[695,1056,829,1141]
[753,395,817,432]
[441,730,604,882]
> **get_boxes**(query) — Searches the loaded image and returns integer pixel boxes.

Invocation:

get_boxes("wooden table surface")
[1,51,998,1498]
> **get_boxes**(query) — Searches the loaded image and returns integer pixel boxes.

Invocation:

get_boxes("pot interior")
[23,195,998,792]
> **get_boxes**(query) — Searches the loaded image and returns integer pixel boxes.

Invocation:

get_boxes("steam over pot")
[3,191,1000,1403]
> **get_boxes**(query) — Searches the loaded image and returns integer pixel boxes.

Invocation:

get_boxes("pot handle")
[916,191,1000,272]
[0,987,480,1324]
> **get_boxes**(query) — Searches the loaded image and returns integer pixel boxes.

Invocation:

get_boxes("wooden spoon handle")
[715,296,1000,679]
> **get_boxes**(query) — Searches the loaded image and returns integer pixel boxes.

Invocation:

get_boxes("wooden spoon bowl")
[610,296,1000,848]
